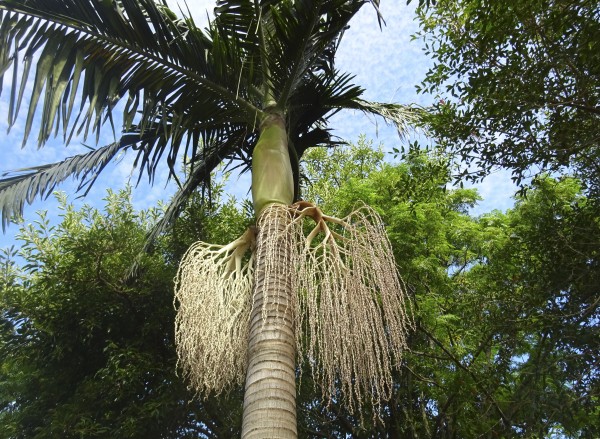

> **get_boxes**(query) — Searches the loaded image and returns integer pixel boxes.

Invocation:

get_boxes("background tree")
[415,0,600,192]
[0,186,251,438]
[298,143,599,437]
[412,3,600,431]
[2,142,598,437]
[459,175,600,437]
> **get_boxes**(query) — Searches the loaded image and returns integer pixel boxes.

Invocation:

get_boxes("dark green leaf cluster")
[297,142,599,437]
[0,187,251,438]
[416,0,600,193]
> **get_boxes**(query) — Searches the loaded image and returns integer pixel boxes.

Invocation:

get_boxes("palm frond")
[142,128,250,251]
[0,0,414,242]
[0,137,137,229]
[347,98,427,139]
[287,70,362,154]
[0,0,261,149]
[266,0,324,107]
[213,0,261,48]
[266,0,372,108]
[0,0,267,226]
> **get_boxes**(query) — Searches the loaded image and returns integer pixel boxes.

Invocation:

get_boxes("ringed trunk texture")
[241,206,297,438]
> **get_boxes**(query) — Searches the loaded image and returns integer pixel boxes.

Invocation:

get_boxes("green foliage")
[299,140,599,437]
[2,143,598,437]
[416,0,600,193]
[464,176,600,437]
[301,135,386,206]
[0,187,251,438]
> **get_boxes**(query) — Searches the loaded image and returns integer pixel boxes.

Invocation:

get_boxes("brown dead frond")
[290,201,413,416]
[174,227,256,396]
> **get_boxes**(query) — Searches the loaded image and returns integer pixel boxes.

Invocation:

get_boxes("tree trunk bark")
[241,205,297,438]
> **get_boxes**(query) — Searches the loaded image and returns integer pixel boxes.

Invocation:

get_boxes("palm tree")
[0,0,421,436]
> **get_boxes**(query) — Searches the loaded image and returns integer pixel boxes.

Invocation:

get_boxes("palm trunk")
[241,205,297,438]
[241,113,297,438]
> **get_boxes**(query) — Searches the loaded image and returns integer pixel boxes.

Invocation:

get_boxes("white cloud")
[330,2,433,150]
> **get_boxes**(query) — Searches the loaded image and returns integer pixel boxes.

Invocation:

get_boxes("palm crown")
[0,0,416,233]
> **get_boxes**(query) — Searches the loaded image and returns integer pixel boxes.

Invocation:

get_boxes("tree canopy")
[2,143,598,437]
[416,0,600,193]
[0,186,252,438]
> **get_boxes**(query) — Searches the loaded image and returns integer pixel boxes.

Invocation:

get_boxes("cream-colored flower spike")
[174,201,413,418]
[289,201,413,417]
[174,227,256,396]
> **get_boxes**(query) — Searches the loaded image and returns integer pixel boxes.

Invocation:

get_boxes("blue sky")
[0,1,516,249]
